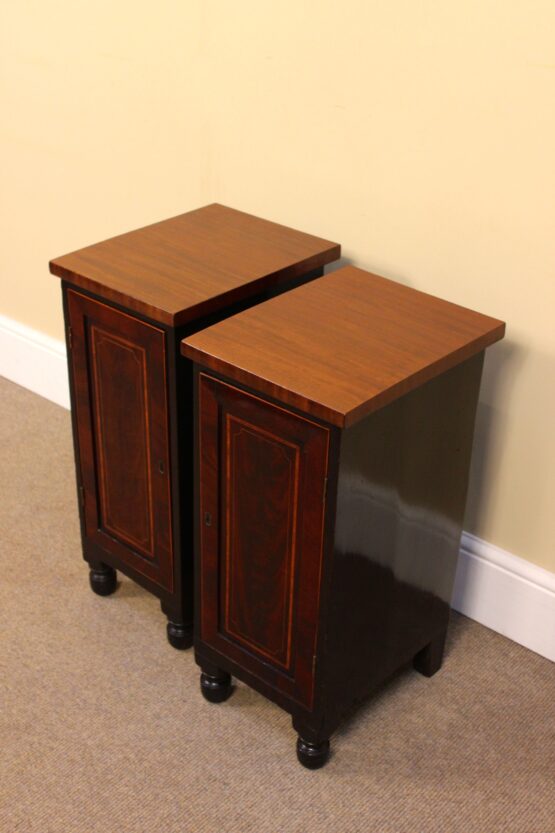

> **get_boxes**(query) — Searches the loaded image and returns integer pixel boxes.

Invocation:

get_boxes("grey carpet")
[0,376,553,833]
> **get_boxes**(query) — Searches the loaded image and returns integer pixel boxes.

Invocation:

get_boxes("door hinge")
[78,485,85,510]
[322,476,328,504]
[312,654,317,676]
[67,326,73,349]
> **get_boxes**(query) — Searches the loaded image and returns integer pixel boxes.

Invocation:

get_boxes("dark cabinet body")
[194,357,484,743]
[183,265,505,766]
[63,286,194,633]
[51,204,340,644]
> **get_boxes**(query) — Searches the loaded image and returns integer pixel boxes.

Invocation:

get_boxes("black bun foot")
[200,670,233,703]
[89,565,117,596]
[413,630,446,678]
[296,736,330,769]
[166,621,194,650]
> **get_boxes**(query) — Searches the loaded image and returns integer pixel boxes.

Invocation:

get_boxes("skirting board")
[453,533,555,662]
[1,313,554,663]
[0,313,70,409]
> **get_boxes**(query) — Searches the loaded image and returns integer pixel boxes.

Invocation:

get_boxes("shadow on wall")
[324,255,354,274]
[464,339,526,546]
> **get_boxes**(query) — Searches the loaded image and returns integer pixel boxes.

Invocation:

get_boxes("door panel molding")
[67,289,174,592]
[224,413,300,671]
[198,373,329,709]
[89,325,154,557]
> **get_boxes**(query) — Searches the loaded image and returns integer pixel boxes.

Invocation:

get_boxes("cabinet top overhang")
[49,204,340,326]
[181,266,505,428]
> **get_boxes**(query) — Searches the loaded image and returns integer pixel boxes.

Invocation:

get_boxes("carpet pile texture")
[1,377,553,832]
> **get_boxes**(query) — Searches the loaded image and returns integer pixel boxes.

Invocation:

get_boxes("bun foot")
[166,621,193,650]
[200,670,232,703]
[89,564,117,596]
[413,630,447,677]
[296,736,330,769]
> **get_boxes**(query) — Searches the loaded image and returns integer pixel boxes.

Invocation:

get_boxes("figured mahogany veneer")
[199,375,329,709]
[51,205,340,645]
[182,266,505,427]
[186,267,505,767]
[67,291,174,591]
[50,204,340,326]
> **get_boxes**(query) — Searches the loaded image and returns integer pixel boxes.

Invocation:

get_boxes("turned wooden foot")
[89,564,117,596]
[296,736,330,769]
[200,669,232,703]
[166,621,193,650]
[413,630,447,677]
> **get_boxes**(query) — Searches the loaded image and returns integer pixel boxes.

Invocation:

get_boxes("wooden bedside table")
[49,204,340,648]
[181,266,505,767]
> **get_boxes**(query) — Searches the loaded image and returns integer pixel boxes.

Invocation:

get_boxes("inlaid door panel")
[67,290,173,591]
[198,374,329,709]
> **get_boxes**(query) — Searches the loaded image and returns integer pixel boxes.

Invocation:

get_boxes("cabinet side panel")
[322,353,485,732]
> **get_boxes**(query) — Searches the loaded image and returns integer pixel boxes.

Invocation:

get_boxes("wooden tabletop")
[181,266,505,427]
[49,204,340,326]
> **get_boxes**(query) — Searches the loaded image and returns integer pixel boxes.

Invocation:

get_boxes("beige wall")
[2,1,554,571]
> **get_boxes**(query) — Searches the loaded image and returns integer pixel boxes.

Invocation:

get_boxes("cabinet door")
[199,374,330,710]
[67,290,173,592]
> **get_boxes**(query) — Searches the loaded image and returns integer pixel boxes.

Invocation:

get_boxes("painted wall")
[1,1,554,571]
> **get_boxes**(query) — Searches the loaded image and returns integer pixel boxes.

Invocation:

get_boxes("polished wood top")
[49,204,340,326]
[181,266,505,427]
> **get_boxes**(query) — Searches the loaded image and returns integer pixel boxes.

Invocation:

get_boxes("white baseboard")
[0,314,70,409]
[453,532,555,662]
[1,314,554,662]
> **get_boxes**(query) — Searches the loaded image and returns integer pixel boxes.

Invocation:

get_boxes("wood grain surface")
[197,373,329,710]
[50,204,340,325]
[181,266,505,427]
[66,290,174,592]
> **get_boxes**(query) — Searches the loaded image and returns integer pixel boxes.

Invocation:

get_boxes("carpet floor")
[0,376,553,833]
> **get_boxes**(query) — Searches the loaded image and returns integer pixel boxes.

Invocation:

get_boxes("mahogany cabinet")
[197,375,329,711]
[182,266,505,767]
[65,291,174,593]
[50,204,340,648]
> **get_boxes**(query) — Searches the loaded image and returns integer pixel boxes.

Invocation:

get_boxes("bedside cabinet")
[182,266,505,767]
[49,204,340,648]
